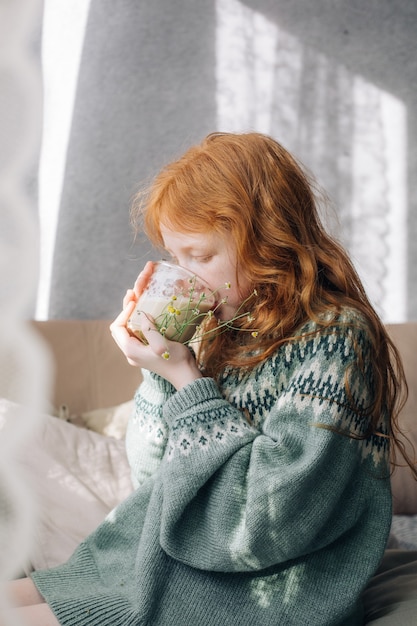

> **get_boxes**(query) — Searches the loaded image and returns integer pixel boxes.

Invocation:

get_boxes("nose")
[176,258,191,272]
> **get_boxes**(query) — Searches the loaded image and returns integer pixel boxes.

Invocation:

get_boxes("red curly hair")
[132,131,415,476]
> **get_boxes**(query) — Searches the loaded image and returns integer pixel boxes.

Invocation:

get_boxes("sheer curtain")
[0,0,51,612]
[216,0,408,323]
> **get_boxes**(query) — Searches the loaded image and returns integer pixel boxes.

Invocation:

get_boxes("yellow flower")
[167,305,176,314]
[251,331,259,338]
[171,295,177,301]
[162,350,170,360]
[225,282,231,289]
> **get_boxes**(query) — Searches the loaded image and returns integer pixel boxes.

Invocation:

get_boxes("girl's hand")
[121,260,155,312]
[132,261,155,300]
[110,264,203,390]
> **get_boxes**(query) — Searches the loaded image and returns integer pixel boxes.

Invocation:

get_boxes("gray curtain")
[37,0,417,321]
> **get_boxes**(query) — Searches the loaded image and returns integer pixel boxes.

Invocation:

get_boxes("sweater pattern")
[162,317,389,470]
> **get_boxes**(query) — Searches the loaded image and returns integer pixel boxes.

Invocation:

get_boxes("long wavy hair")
[132,131,415,476]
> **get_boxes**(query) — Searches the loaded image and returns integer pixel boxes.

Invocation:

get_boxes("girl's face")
[160,226,251,321]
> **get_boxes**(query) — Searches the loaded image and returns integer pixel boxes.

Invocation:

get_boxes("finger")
[110,301,143,357]
[110,299,136,334]
[110,322,148,368]
[123,288,137,309]
[139,312,170,358]
[133,261,154,298]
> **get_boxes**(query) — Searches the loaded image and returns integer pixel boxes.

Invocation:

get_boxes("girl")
[6,132,416,625]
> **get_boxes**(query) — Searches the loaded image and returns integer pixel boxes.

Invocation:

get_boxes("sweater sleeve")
[125,368,175,488]
[158,321,391,572]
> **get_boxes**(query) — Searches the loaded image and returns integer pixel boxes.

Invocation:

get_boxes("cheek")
[203,266,229,290]
[202,260,243,301]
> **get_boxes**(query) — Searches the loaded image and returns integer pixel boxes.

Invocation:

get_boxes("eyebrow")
[164,244,213,254]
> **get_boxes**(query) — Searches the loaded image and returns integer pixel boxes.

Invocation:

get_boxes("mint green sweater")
[32,310,392,625]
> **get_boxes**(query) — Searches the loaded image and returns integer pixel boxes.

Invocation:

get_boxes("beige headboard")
[386,323,417,514]
[31,320,142,417]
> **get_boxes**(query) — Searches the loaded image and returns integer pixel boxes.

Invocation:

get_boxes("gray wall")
[38,0,417,321]
[44,0,218,319]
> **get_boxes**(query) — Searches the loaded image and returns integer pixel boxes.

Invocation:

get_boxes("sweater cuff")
[163,377,222,421]
[140,367,176,395]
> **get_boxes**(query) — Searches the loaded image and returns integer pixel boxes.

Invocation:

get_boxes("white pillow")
[363,549,417,624]
[76,400,134,439]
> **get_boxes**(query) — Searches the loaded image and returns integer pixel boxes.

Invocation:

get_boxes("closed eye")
[193,255,213,263]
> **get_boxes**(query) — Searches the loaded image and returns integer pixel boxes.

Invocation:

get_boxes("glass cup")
[127,261,216,343]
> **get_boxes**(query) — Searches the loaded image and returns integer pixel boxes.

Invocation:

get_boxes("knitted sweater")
[32,310,392,625]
